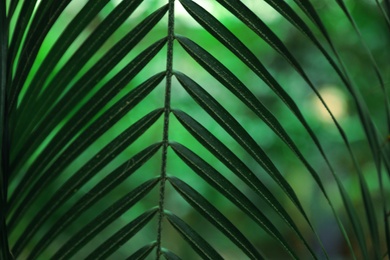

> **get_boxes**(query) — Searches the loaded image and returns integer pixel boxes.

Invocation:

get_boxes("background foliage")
[1,0,390,259]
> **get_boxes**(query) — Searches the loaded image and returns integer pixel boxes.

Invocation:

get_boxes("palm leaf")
[168,176,264,259]
[85,208,158,260]
[0,0,389,259]
[165,210,223,260]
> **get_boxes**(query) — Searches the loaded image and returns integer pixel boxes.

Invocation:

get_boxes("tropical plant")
[1,0,389,259]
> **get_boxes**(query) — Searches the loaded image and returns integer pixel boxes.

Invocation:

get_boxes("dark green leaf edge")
[380,157,390,254]
[0,0,8,201]
[170,142,300,259]
[26,143,162,260]
[0,0,11,258]
[374,0,390,31]
[7,0,39,77]
[168,176,265,260]
[165,210,223,260]
[332,174,370,260]
[384,204,390,258]
[51,177,159,260]
[7,0,19,19]
[85,208,158,260]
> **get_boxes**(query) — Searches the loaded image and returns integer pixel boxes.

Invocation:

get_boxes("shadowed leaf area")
[0,0,390,259]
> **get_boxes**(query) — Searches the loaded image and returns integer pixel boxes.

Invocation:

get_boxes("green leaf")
[8,0,40,70]
[178,0,318,140]
[170,142,301,258]
[85,208,158,260]
[9,108,163,241]
[165,210,223,260]
[172,109,304,219]
[175,36,325,196]
[168,176,265,259]
[10,35,166,179]
[8,0,73,113]
[14,4,169,152]
[26,143,162,259]
[333,174,369,259]
[52,177,159,260]
[215,0,309,82]
[9,71,164,211]
[13,0,111,127]
[7,0,19,19]
[9,0,145,114]
[177,0,331,171]
[384,208,390,259]
[174,38,369,258]
[13,31,167,166]
[173,72,329,256]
